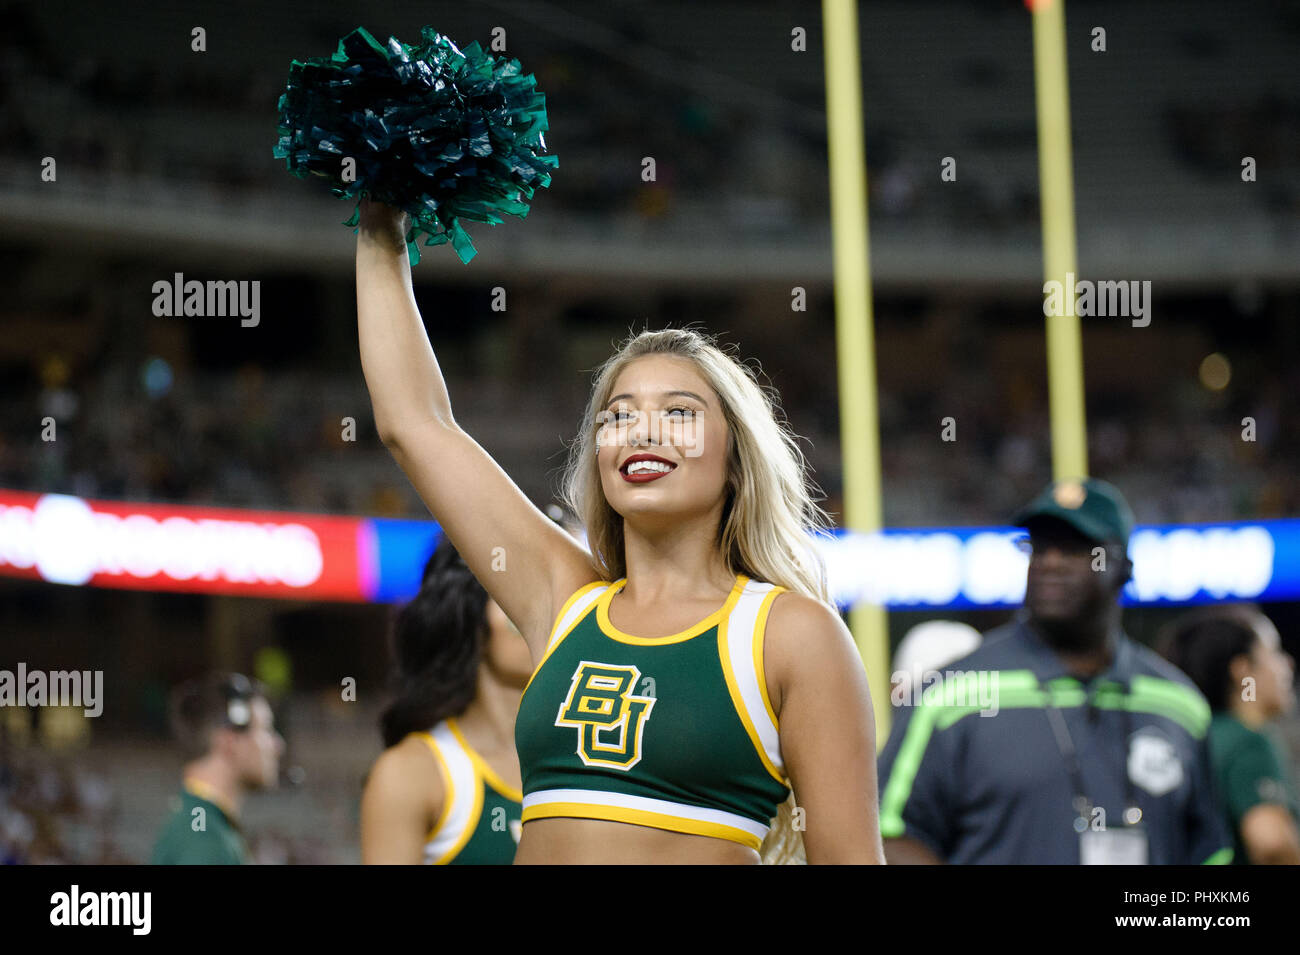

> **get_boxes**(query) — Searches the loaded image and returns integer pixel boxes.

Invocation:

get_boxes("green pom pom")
[274,26,558,264]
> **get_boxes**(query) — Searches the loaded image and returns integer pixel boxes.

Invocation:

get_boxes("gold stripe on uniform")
[752,587,785,731]
[520,802,762,851]
[416,731,455,847]
[448,717,523,803]
[428,726,485,865]
[522,581,608,698]
[718,604,787,786]
[596,576,749,645]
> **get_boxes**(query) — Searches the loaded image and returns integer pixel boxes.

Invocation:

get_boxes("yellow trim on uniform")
[597,574,749,645]
[554,662,655,770]
[182,776,239,823]
[718,613,788,786]
[447,717,523,803]
[753,587,786,729]
[521,581,608,698]
[548,581,609,647]
[432,784,483,866]
[415,731,455,846]
[430,745,485,866]
[521,802,762,851]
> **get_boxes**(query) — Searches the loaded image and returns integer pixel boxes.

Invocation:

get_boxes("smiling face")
[595,354,732,528]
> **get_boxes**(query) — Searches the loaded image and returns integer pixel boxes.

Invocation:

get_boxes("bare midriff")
[513,817,761,864]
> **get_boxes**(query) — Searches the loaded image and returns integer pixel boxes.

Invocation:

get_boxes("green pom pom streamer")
[273,26,558,264]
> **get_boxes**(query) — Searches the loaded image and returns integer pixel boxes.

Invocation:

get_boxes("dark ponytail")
[1157,605,1260,712]
[379,535,490,747]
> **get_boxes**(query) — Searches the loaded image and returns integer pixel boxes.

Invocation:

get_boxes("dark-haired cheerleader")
[360,535,532,864]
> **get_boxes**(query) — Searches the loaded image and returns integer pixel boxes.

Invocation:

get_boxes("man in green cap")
[151,673,284,864]
[878,478,1232,864]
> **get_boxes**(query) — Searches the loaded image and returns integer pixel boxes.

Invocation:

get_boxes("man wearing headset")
[151,673,285,865]
[877,478,1232,864]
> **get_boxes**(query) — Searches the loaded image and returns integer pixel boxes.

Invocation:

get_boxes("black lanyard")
[1041,679,1142,829]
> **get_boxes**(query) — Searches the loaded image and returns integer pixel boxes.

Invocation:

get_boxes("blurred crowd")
[0,716,345,865]
[1,312,1296,529]
[0,1,829,230]
[7,0,1293,237]
[0,738,126,864]
[1165,92,1300,218]
[1,362,398,516]
[875,357,1300,528]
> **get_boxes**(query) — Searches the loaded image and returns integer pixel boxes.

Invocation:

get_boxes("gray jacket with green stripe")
[877,619,1233,864]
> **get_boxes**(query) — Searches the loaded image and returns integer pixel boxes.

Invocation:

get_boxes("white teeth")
[626,460,673,474]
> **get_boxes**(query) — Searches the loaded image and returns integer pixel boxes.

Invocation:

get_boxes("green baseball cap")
[1011,477,1136,549]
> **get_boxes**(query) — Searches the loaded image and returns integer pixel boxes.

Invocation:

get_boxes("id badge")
[1080,825,1148,865]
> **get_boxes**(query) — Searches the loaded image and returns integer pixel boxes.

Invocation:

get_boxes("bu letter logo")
[555,662,656,770]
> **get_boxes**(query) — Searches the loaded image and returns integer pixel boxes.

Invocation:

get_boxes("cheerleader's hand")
[357,197,409,253]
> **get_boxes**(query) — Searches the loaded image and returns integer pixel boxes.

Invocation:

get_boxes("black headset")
[219,673,256,731]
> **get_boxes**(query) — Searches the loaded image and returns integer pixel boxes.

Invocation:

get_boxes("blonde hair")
[560,327,833,863]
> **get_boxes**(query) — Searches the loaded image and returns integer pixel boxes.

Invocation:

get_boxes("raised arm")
[355,199,596,658]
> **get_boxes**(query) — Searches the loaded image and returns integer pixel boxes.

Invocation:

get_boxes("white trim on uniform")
[523,788,771,842]
[722,580,786,778]
[423,722,479,864]
[549,584,612,650]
